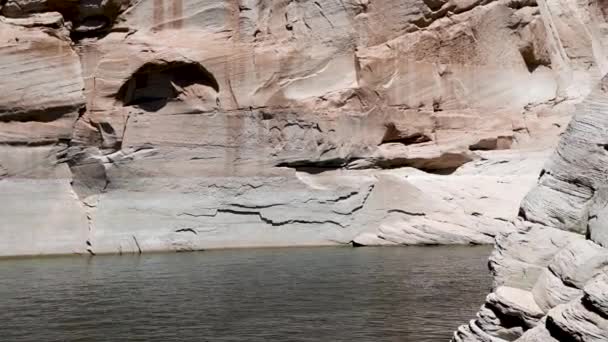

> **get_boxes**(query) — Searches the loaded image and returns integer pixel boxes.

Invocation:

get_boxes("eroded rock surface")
[0,0,604,256]
[453,64,608,342]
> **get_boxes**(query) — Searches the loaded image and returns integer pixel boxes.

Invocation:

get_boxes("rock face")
[452,5,608,337]
[0,0,603,256]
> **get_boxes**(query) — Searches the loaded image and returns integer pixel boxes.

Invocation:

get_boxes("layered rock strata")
[0,0,603,256]
[453,66,608,342]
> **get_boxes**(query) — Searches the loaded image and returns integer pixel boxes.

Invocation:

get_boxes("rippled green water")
[0,246,491,342]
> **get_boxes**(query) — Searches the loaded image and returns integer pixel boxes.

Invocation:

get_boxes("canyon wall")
[0,0,603,256]
[453,0,608,341]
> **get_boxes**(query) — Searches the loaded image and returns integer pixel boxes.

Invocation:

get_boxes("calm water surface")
[0,246,491,342]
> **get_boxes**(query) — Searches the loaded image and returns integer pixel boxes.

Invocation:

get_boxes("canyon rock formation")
[453,78,608,342]
[453,1,608,340]
[4,0,608,340]
[0,0,604,256]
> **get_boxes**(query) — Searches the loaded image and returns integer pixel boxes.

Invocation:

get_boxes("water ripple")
[0,246,491,342]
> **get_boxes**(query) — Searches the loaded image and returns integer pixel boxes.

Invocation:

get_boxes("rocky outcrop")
[0,0,603,256]
[453,57,608,342]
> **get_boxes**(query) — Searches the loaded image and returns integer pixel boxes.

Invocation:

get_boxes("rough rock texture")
[0,0,603,256]
[453,9,608,339]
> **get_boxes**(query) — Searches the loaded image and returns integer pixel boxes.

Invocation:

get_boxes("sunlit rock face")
[454,79,608,342]
[0,0,605,256]
[453,30,608,342]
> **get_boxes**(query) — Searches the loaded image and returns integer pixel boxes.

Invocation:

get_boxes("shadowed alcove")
[117,60,220,111]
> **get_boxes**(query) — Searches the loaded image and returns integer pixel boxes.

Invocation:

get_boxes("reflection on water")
[0,246,491,342]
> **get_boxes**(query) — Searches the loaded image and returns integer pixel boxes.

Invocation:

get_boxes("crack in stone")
[331,184,375,216]
[175,228,198,235]
[132,235,142,254]
[216,208,344,228]
[177,211,217,217]
[387,209,427,216]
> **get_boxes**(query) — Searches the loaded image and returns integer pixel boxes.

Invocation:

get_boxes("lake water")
[0,246,491,342]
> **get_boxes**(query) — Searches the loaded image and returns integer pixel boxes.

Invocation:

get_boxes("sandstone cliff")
[453,1,608,340]
[0,0,603,256]
[453,78,608,342]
